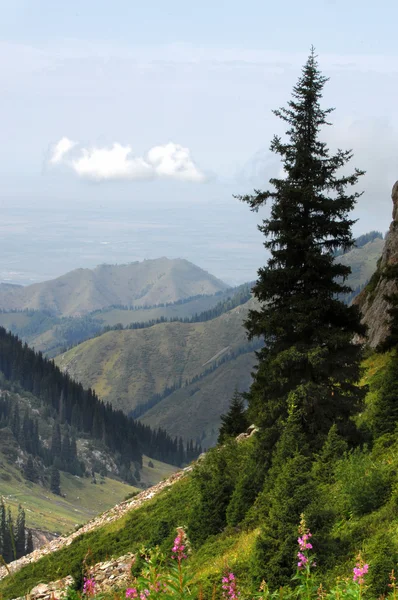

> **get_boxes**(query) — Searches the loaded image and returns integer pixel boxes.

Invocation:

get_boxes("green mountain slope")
[54,299,259,444]
[1,350,398,600]
[139,351,257,447]
[0,443,135,535]
[0,258,229,317]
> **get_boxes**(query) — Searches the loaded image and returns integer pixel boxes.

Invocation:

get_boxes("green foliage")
[370,351,398,437]
[335,448,392,517]
[188,443,241,547]
[226,438,265,527]
[251,453,316,587]
[218,389,249,444]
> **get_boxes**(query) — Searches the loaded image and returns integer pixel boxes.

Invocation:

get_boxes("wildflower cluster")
[66,521,398,600]
[221,572,240,600]
[82,577,96,597]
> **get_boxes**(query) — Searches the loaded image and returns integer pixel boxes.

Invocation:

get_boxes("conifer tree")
[24,456,37,482]
[5,507,15,563]
[61,431,71,469]
[237,48,366,456]
[11,404,20,441]
[50,423,62,459]
[218,390,249,444]
[26,529,34,555]
[15,505,25,559]
[50,464,61,495]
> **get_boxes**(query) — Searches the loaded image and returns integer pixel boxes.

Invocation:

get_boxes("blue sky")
[0,0,397,284]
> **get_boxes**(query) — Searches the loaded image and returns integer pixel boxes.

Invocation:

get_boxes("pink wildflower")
[126,589,138,599]
[83,577,96,597]
[298,533,313,551]
[297,515,315,571]
[171,527,188,563]
[353,562,369,584]
[222,572,240,599]
[297,552,309,570]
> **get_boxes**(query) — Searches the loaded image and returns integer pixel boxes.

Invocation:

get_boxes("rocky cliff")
[355,182,398,347]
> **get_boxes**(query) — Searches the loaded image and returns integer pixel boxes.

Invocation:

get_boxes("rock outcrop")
[11,553,136,600]
[355,182,398,347]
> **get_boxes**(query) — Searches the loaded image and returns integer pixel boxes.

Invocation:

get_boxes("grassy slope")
[0,476,259,599]
[0,455,136,534]
[0,452,176,535]
[0,350,395,600]
[140,352,257,447]
[54,300,256,416]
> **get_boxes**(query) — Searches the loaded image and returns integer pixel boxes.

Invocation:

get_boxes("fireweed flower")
[353,561,369,584]
[222,572,240,599]
[297,514,315,571]
[83,577,96,597]
[171,527,188,563]
[126,589,138,599]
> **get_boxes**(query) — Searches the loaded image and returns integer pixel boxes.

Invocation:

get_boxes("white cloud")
[50,137,77,164]
[49,139,206,183]
[147,143,205,182]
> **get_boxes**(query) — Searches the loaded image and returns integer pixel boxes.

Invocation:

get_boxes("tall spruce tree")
[237,48,366,457]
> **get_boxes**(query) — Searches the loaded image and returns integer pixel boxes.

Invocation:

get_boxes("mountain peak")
[0,258,229,317]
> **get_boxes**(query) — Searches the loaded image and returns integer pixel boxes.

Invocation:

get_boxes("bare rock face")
[355,182,398,347]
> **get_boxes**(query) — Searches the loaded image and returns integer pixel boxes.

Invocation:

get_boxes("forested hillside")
[0,327,200,470]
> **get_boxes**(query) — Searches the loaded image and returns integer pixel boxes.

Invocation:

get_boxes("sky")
[0,0,398,285]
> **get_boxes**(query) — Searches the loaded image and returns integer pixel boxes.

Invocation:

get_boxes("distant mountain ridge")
[0,258,229,317]
[55,298,259,447]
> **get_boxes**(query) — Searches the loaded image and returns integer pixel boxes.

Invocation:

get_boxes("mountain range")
[0,258,229,316]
